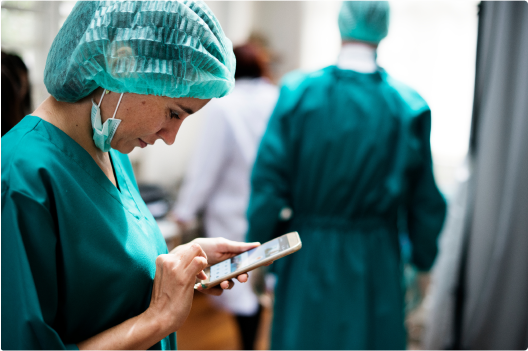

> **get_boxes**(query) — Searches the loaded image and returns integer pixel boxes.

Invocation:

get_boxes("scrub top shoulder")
[1,116,176,350]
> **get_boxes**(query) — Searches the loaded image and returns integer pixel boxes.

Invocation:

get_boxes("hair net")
[44,1,236,103]
[338,1,390,44]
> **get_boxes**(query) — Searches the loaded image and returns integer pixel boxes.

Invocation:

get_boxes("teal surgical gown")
[247,66,447,350]
[1,116,176,349]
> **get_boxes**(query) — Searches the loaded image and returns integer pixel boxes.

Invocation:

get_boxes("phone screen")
[209,236,290,281]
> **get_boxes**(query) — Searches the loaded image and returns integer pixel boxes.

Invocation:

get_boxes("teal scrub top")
[1,116,176,350]
[247,66,447,350]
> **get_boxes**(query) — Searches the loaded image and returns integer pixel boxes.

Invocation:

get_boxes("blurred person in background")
[6,54,32,116]
[246,1,447,349]
[1,51,32,136]
[2,62,19,135]
[1,2,264,349]
[172,43,278,350]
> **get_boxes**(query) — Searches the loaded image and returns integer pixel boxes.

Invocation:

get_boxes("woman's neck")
[32,94,108,165]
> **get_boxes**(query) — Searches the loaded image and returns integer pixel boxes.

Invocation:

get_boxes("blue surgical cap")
[44,1,236,102]
[338,1,390,44]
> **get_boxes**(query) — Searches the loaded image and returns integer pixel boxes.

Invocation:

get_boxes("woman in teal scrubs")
[247,2,447,349]
[1,2,257,349]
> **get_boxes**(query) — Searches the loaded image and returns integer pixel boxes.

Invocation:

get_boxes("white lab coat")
[173,77,279,315]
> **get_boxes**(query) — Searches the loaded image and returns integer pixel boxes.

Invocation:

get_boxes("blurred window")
[299,1,479,198]
[1,1,75,108]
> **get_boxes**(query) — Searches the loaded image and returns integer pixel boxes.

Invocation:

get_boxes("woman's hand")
[146,242,209,332]
[188,237,269,295]
[190,237,260,266]
[78,239,273,349]
[78,242,208,350]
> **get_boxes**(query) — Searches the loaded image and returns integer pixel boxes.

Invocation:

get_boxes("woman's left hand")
[189,237,261,296]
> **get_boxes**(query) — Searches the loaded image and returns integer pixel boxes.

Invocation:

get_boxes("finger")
[217,238,261,254]
[264,261,274,266]
[179,243,208,269]
[236,273,249,283]
[189,242,208,259]
[197,285,223,296]
[196,270,207,281]
[220,279,235,290]
[186,255,208,278]
[152,254,166,296]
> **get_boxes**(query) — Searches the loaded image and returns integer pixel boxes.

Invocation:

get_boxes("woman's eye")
[170,110,180,120]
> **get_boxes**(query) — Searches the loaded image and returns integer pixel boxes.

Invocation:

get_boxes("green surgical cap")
[338,1,390,44]
[44,1,236,102]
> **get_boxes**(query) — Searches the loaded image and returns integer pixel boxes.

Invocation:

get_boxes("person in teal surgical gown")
[246,2,447,349]
[1,1,261,350]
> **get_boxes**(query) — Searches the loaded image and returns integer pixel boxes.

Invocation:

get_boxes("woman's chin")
[113,144,134,154]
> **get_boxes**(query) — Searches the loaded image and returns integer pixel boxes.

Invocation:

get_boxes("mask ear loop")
[97,89,106,108]
[111,93,125,120]
[107,93,125,142]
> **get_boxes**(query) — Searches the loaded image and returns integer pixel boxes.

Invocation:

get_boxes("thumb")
[223,240,260,254]
[196,270,207,280]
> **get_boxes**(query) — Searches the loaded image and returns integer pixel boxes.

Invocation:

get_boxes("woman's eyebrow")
[176,103,194,115]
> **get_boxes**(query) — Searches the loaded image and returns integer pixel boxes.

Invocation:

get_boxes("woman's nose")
[157,123,180,145]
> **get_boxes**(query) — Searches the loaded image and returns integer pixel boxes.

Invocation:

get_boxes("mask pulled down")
[91,90,123,152]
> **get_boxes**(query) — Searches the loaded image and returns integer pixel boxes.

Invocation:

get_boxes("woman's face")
[98,91,211,154]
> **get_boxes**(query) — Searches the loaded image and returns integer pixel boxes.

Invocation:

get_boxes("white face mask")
[91,90,124,152]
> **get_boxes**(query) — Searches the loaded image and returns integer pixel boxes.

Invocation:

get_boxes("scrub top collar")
[337,42,377,73]
[34,116,124,203]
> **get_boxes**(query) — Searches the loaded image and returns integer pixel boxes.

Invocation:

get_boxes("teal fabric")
[247,66,446,349]
[338,1,390,44]
[1,116,176,350]
[44,1,235,102]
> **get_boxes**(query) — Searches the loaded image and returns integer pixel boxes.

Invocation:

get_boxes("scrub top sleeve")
[1,187,76,350]
[406,110,447,271]
[173,105,230,222]
[246,88,294,244]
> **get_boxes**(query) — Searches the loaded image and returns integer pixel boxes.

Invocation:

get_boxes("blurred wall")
[130,1,479,197]
[129,1,307,189]
[295,0,479,178]
[1,1,69,108]
[1,1,478,198]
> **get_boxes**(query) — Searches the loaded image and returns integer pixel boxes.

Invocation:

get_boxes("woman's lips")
[139,139,147,148]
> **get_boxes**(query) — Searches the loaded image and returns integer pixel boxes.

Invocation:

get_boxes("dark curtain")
[457,1,528,349]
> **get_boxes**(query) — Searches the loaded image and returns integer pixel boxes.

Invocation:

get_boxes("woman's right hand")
[144,242,208,333]
[77,243,208,350]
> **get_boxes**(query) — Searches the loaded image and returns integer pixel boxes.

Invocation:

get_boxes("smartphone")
[195,232,302,289]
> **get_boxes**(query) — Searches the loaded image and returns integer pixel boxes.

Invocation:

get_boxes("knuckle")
[189,243,201,252]
[156,254,167,266]
[192,256,207,268]
[162,257,176,271]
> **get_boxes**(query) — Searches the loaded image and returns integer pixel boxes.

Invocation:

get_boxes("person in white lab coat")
[172,43,278,350]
